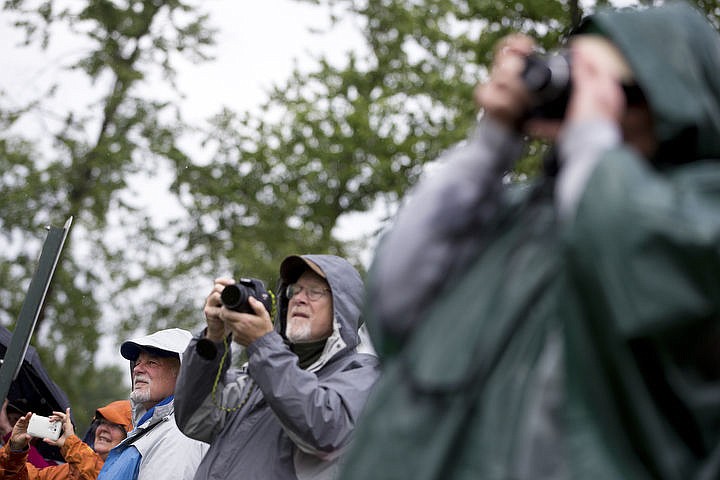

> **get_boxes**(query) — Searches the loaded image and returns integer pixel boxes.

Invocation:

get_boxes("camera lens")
[221,284,251,312]
[522,50,572,119]
[220,278,272,315]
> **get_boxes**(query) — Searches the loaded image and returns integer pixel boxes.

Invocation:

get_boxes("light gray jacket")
[105,398,209,480]
[174,255,381,480]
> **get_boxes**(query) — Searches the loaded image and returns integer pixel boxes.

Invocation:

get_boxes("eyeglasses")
[286,283,330,301]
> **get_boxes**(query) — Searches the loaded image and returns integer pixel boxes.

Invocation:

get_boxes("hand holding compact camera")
[26,413,62,441]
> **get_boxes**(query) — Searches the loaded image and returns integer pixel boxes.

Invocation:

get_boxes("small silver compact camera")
[26,414,62,441]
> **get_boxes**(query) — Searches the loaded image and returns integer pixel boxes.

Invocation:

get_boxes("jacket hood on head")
[96,399,133,433]
[577,2,720,164]
[277,254,364,354]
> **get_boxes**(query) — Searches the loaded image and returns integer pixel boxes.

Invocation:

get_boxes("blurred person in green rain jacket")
[341,2,720,479]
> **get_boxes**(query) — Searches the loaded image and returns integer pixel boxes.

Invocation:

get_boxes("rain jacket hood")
[576,2,720,164]
[96,399,133,433]
[276,254,364,364]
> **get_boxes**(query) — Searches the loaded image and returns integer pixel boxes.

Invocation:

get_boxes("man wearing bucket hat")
[0,399,132,479]
[174,254,380,480]
[97,328,207,480]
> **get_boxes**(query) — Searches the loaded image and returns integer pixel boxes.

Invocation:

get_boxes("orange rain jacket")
[0,435,102,480]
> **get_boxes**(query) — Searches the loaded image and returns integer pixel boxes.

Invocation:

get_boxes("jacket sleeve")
[60,435,103,480]
[556,119,622,219]
[0,443,30,480]
[0,438,98,480]
[174,334,252,443]
[366,117,525,355]
[247,332,381,460]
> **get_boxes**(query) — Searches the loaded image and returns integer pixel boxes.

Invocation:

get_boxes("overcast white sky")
[175,0,365,121]
[0,0,364,122]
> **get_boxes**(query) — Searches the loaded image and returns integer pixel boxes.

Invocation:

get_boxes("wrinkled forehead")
[133,348,179,367]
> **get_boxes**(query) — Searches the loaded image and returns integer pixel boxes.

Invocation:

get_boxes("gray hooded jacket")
[174,255,380,480]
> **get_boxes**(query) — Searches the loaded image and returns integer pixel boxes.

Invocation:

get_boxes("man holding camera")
[174,254,380,480]
[98,328,208,480]
[341,3,720,479]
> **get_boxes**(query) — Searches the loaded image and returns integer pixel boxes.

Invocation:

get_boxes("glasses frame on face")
[286,283,330,302]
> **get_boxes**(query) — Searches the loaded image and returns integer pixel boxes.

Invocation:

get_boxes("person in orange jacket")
[0,400,57,469]
[0,400,132,480]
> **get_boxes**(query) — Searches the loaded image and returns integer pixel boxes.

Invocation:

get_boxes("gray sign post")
[0,217,73,404]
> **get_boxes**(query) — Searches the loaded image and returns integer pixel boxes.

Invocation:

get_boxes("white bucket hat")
[120,328,193,363]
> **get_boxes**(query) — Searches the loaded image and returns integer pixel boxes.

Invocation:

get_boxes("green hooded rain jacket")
[342,3,720,479]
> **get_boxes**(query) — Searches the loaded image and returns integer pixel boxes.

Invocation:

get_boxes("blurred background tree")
[0,0,718,433]
[0,0,216,431]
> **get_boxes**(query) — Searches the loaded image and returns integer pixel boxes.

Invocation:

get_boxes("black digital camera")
[522,49,572,119]
[220,278,273,314]
[522,49,644,120]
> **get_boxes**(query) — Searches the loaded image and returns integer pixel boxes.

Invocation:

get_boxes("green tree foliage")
[2,0,720,434]
[0,0,215,431]
[173,0,586,286]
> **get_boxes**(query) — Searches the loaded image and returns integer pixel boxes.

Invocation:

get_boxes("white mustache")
[134,374,150,386]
